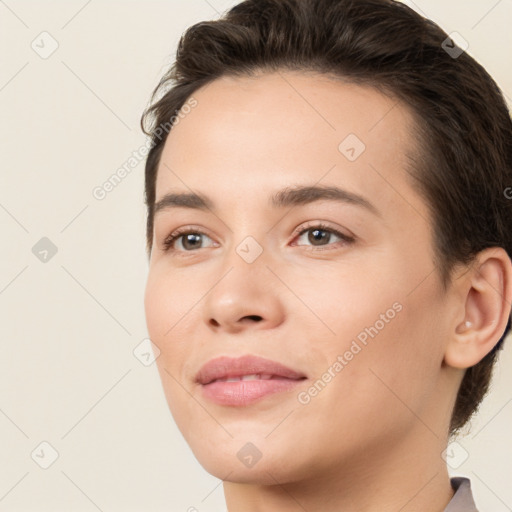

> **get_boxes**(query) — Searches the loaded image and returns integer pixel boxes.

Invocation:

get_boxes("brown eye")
[294,223,354,249]
[163,230,215,252]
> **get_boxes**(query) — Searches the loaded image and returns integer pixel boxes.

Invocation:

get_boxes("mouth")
[196,355,307,406]
[210,373,285,382]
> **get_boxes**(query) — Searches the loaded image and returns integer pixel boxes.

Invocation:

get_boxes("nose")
[201,253,286,335]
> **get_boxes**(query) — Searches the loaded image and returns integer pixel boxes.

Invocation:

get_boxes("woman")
[141,1,512,510]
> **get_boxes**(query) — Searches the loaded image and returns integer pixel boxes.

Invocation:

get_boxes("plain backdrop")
[1,1,511,510]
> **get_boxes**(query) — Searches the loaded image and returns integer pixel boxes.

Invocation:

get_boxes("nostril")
[242,315,263,322]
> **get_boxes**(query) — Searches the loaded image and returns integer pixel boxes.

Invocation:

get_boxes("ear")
[444,247,512,369]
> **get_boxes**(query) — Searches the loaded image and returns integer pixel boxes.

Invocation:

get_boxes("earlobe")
[444,247,512,369]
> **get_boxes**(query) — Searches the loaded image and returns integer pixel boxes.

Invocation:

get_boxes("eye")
[292,222,354,250]
[161,222,354,254]
[162,227,216,252]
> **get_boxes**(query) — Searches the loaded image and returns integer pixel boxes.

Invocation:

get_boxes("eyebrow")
[154,184,381,217]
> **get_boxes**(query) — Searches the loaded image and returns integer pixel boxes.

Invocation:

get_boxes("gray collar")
[444,477,479,511]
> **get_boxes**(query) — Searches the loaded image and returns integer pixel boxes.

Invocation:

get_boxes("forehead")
[155,70,427,222]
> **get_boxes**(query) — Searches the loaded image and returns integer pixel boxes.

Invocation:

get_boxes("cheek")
[144,266,197,339]
[144,270,193,380]
[299,256,445,416]
[291,260,402,351]
[144,273,199,427]
[295,307,442,456]
[143,277,159,335]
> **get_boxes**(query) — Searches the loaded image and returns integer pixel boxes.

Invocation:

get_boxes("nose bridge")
[217,230,271,293]
[200,227,285,331]
[219,204,273,270]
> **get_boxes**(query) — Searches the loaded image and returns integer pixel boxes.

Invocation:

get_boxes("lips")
[195,355,306,385]
[196,355,307,406]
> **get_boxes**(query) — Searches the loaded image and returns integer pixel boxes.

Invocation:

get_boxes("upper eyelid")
[294,221,351,235]
[165,222,346,240]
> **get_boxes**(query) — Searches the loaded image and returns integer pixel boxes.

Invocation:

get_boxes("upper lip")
[196,355,307,385]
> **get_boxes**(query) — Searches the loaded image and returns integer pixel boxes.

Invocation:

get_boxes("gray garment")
[444,477,479,511]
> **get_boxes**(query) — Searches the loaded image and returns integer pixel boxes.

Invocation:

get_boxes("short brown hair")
[140,0,512,436]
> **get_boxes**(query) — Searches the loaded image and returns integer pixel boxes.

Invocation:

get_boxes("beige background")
[1,1,511,510]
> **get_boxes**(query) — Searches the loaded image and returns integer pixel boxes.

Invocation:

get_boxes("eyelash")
[162,222,355,254]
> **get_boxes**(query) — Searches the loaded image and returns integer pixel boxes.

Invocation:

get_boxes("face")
[144,71,457,484]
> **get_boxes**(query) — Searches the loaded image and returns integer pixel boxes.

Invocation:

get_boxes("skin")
[144,70,512,511]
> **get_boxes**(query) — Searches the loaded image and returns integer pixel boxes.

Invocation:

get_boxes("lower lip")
[200,378,304,406]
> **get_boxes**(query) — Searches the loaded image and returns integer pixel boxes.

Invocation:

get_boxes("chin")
[188,435,315,486]
[199,456,293,485]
